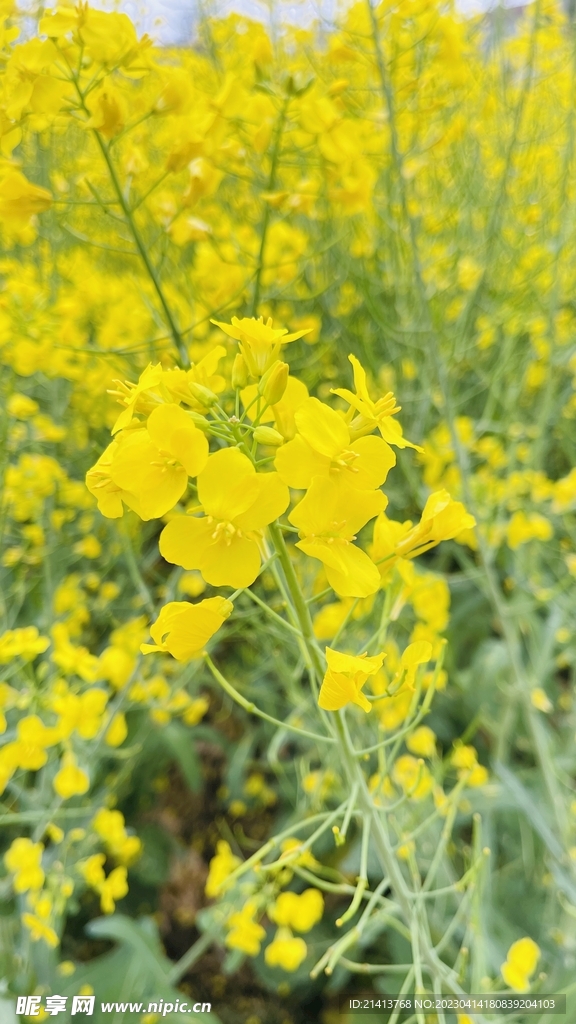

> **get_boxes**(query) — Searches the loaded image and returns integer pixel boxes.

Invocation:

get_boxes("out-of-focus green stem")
[205,653,334,744]
[251,93,290,316]
[69,71,189,366]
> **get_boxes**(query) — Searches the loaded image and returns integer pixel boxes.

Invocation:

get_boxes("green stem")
[205,654,334,745]
[69,71,188,366]
[251,94,290,316]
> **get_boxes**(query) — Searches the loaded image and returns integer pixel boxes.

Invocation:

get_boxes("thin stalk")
[205,654,334,745]
[251,93,290,316]
[69,70,188,366]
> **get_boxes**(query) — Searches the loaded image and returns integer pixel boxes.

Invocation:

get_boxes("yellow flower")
[269,888,324,932]
[53,752,90,800]
[74,535,101,559]
[394,491,476,559]
[182,696,209,726]
[394,641,433,689]
[92,808,141,863]
[0,168,52,226]
[80,853,106,889]
[105,712,128,747]
[12,714,59,770]
[318,647,385,713]
[211,316,310,377]
[99,866,128,914]
[79,855,129,914]
[264,928,307,971]
[22,912,59,947]
[8,394,39,419]
[159,448,289,588]
[451,743,478,771]
[141,596,233,660]
[406,725,436,758]
[45,823,64,844]
[110,363,164,435]
[332,354,421,449]
[85,84,125,139]
[205,839,241,898]
[0,626,50,662]
[5,838,45,892]
[531,688,553,713]
[506,511,553,550]
[275,396,396,490]
[501,937,541,991]
[52,687,108,740]
[392,755,433,801]
[451,742,487,786]
[89,404,209,521]
[289,478,386,597]
[225,900,266,956]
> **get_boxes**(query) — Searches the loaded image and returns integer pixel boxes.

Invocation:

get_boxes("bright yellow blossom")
[88,404,208,521]
[501,937,541,991]
[99,867,128,914]
[22,912,59,947]
[264,928,307,971]
[275,396,396,490]
[53,752,90,799]
[269,888,324,932]
[0,626,49,662]
[289,478,386,597]
[506,511,553,549]
[212,316,310,377]
[141,597,233,660]
[159,448,289,587]
[392,755,433,801]
[406,725,437,758]
[332,354,421,449]
[205,840,241,898]
[0,168,52,229]
[318,647,384,712]
[105,712,128,747]
[5,838,45,892]
[225,900,266,956]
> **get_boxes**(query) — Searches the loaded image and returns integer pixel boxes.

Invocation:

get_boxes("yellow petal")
[234,472,290,531]
[275,435,329,488]
[323,542,382,598]
[199,533,262,588]
[147,403,209,477]
[325,648,384,677]
[400,641,433,668]
[348,435,396,489]
[146,597,233,660]
[318,668,358,710]
[294,397,349,458]
[198,448,259,520]
[159,516,214,570]
[506,937,540,976]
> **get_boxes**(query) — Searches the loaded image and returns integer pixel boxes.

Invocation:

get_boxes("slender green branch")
[205,654,334,744]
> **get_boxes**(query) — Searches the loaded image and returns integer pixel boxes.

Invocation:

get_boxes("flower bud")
[253,425,284,447]
[188,382,218,407]
[231,353,248,389]
[187,411,210,430]
[259,360,289,406]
